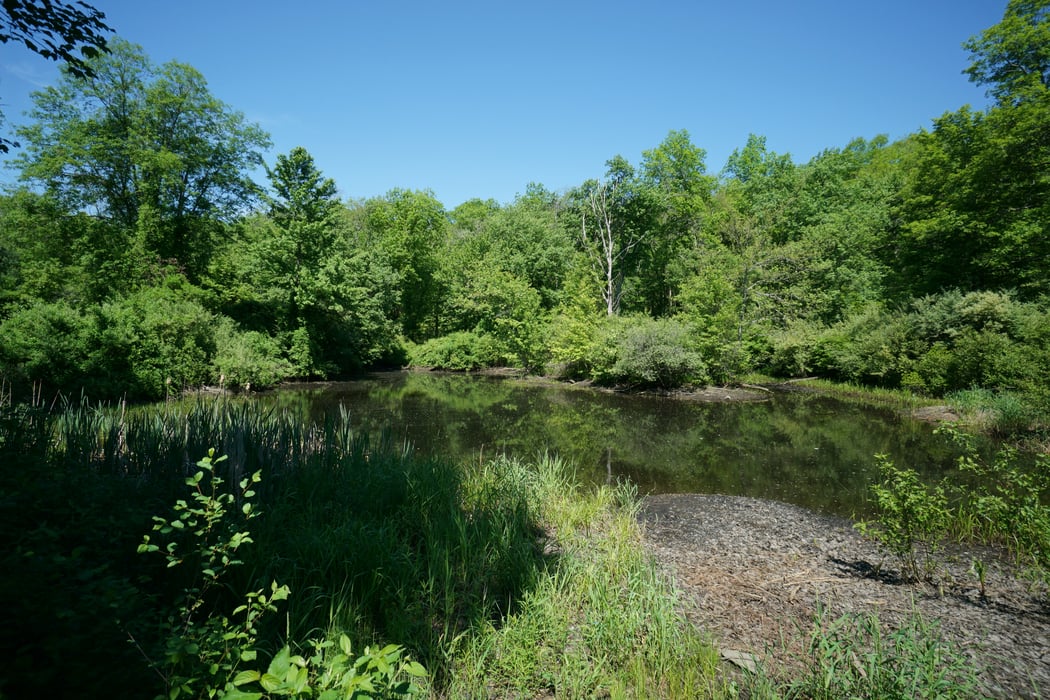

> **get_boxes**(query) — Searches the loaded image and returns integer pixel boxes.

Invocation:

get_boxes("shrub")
[591,315,707,389]
[92,286,217,399]
[0,299,95,392]
[408,331,498,371]
[212,317,294,389]
[856,456,951,582]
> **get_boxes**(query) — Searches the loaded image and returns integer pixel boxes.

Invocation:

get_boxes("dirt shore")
[639,494,1050,698]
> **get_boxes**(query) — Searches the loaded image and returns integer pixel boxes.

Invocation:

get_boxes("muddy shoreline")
[639,493,1050,698]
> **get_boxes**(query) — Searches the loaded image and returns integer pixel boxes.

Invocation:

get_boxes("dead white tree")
[581,180,646,316]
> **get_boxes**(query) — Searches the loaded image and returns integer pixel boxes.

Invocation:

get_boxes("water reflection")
[257,372,968,518]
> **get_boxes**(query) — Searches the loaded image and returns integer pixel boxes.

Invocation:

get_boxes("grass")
[447,458,724,698]
[0,397,989,698]
[782,606,979,699]
[779,377,941,410]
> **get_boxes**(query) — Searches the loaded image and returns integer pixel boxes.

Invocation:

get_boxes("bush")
[591,315,707,389]
[212,317,294,389]
[92,286,217,399]
[0,299,95,392]
[408,331,499,371]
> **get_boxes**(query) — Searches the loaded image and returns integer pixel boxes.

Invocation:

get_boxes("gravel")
[639,493,1050,698]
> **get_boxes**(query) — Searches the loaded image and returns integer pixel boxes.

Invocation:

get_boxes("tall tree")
[264,146,340,342]
[14,39,270,280]
[362,189,450,341]
[638,129,714,315]
[964,0,1050,105]
[576,157,656,316]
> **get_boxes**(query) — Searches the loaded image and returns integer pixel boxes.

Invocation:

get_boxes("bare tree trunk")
[582,182,634,317]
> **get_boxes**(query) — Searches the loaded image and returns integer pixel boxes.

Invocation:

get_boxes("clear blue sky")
[1,0,1003,208]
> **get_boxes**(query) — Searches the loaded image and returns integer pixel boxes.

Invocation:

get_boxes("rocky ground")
[639,494,1050,698]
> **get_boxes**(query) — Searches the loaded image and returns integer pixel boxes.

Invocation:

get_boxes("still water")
[256,372,968,519]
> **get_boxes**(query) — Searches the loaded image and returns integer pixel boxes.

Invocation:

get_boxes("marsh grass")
[447,456,723,698]
[785,378,940,410]
[0,398,728,697]
[947,387,1044,437]
[781,606,979,699]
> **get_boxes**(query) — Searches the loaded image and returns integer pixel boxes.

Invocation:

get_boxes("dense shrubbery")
[408,330,499,371]
[768,291,1050,402]
[591,315,707,389]
[0,286,218,399]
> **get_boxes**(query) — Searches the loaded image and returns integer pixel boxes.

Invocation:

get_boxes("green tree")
[964,0,1050,105]
[265,148,338,323]
[361,189,450,341]
[0,0,112,152]
[637,129,714,315]
[13,39,270,280]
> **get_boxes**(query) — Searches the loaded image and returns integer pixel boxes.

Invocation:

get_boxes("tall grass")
[447,455,723,698]
[0,398,725,697]
[2,397,987,698]
[783,606,979,699]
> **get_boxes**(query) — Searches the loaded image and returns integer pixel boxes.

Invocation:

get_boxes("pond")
[256,371,970,519]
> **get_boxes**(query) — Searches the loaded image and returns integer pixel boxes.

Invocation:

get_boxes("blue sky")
[1,1,1003,208]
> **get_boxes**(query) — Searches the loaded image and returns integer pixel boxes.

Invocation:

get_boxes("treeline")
[1,2,1048,419]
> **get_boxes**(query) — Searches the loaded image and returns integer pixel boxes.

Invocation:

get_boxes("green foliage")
[590,315,707,389]
[233,638,426,699]
[790,607,978,699]
[963,0,1050,105]
[445,264,548,370]
[94,285,217,398]
[360,189,449,342]
[0,298,95,391]
[802,291,1050,409]
[546,257,604,378]
[14,38,270,280]
[408,330,498,371]
[945,427,1050,573]
[856,456,951,582]
[859,428,1050,589]
[138,448,289,699]
[211,317,293,389]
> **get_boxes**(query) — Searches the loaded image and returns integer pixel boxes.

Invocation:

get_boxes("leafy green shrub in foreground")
[138,448,427,699]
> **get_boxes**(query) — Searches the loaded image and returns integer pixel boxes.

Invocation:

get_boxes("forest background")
[0,0,1048,435]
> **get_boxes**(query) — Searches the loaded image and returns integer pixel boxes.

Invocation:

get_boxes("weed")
[787,607,979,699]
[856,456,951,581]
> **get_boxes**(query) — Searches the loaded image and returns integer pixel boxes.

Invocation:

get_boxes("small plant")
[137,448,288,699]
[791,607,978,699]
[856,455,950,581]
[232,636,426,698]
[944,426,1050,577]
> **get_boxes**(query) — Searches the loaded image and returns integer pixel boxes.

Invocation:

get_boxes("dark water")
[256,372,971,519]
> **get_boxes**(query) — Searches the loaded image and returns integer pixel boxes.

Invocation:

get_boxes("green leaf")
[218,689,263,700]
[404,660,427,677]
[339,634,353,656]
[232,670,260,686]
[259,673,283,692]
